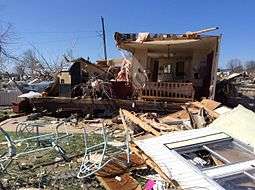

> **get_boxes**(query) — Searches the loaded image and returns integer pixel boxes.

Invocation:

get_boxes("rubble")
[216,71,255,111]
[1,96,255,189]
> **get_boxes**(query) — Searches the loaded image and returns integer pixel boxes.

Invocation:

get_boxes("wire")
[18,30,100,34]
[23,35,99,45]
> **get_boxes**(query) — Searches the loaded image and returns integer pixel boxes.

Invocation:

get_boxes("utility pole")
[101,16,107,61]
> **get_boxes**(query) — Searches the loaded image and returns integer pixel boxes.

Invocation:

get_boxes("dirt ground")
[0,116,105,134]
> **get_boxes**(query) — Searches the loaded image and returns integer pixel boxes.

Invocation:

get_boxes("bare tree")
[15,49,52,80]
[0,23,17,60]
[0,23,11,57]
[245,60,255,73]
[0,21,19,81]
[15,48,74,80]
[50,48,74,73]
[227,59,244,72]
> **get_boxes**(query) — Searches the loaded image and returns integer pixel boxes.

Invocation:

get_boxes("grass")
[0,131,104,189]
[0,107,13,122]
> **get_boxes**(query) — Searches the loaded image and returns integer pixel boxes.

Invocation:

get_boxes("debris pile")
[1,98,248,190]
[216,71,255,111]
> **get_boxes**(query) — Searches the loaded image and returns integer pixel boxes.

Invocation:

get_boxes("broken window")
[175,146,225,169]
[205,141,255,163]
[165,135,255,170]
[163,64,171,74]
[215,170,255,190]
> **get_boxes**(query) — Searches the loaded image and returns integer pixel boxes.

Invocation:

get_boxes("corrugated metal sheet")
[0,90,22,106]
[134,127,225,190]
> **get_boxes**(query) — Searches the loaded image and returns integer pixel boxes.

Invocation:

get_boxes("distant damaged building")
[115,27,221,101]
[216,72,255,111]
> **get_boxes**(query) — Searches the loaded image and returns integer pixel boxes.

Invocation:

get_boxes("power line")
[19,35,99,45]
[18,29,99,34]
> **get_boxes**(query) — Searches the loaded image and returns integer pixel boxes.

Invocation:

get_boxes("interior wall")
[191,50,209,86]
[132,48,214,82]
[156,56,192,82]
[129,39,218,98]
[133,48,147,68]
[131,48,149,87]
[210,37,221,99]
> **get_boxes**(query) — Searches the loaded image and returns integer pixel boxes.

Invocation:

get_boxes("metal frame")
[214,169,255,189]
[170,138,255,170]
[77,122,130,178]
[168,136,255,189]
[0,119,72,173]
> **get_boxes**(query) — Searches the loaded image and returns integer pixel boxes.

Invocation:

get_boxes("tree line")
[226,59,255,73]
[0,22,74,80]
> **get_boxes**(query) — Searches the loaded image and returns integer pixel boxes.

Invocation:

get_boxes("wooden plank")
[95,153,144,190]
[119,109,128,131]
[121,109,161,136]
[141,96,193,102]
[96,174,142,190]
[191,101,219,118]
[200,99,221,111]
[130,144,179,189]
[31,97,182,114]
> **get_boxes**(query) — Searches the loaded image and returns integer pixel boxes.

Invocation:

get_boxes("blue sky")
[1,0,255,69]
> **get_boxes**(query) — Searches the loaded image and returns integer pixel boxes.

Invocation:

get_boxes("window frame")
[165,136,255,171]
[214,169,255,190]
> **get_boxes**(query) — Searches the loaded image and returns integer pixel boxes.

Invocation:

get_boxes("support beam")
[121,109,161,136]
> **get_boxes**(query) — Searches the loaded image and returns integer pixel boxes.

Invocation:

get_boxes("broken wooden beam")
[121,109,161,136]
[130,144,179,189]
[191,101,220,118]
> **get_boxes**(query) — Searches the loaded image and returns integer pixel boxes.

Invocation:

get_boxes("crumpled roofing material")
[209,104,255,148]
[18,91,42,98]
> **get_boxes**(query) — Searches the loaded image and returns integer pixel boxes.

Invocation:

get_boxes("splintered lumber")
[119,109,128,131]
[130,144,179,189]
[191,101,219,118]
[200,99,221,110]
[140,117,182,132]
[121,109,161,136]
[96,174,142,190]
[96,154,145,177]
[95,153,144,190]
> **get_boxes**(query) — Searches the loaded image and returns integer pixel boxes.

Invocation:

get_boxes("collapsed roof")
[114,27,220,52]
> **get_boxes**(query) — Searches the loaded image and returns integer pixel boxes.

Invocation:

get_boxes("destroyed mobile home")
[1,28,255,190]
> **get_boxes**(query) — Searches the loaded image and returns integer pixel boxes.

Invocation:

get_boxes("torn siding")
[134,115,255,190]
[134,127,225,189]
[0,89,22,106]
